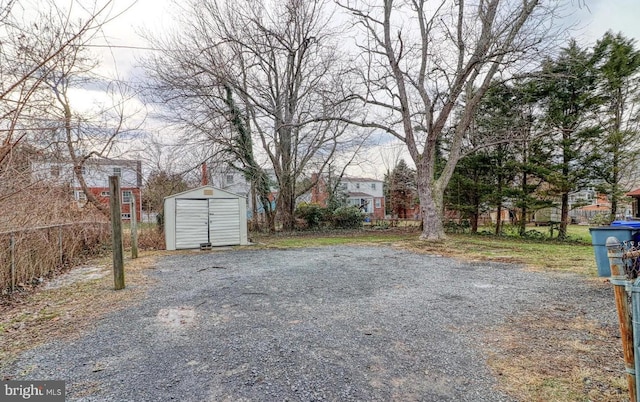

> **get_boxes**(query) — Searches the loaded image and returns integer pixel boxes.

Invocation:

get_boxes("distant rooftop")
[342,176,383,183]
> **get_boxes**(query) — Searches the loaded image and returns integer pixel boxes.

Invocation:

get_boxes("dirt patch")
[44,265,107,289]
[483,304,628,401]
[156,307,196,328]
[0,252,161,374]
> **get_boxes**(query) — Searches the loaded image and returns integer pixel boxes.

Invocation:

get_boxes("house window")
[101,191,110,197]
[375,199,381,208]
[339,183,347,190]
[121,213,131,220]
[113,167,122,177]
[122,190,132,204]
[226,174,234,184]
[356,183,360,189]
[371,183,376,190]
[76,191,87,201]
[50,165,61,178]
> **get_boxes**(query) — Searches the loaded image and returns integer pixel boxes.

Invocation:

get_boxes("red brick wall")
[85,187,142,221]
[373,197,385,219]
[310,174,329,207]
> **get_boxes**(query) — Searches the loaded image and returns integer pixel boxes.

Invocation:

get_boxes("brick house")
[32,158,143,221]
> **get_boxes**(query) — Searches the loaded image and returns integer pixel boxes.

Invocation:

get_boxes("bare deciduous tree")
[0,0,118,168]
[144,0,365,231]
[0,0,140,223]
[340,0,562,240]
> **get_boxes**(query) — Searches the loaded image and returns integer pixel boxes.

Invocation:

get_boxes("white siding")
[164,186,249,250]
[209,199,241,246]
[31,160,140,188]
[341,179,384,198]
[175,199,209,249]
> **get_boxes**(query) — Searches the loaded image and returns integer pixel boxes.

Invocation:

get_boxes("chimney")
[202,162,208,186]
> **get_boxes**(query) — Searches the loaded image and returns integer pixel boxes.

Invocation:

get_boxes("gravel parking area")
[3,246,615,401]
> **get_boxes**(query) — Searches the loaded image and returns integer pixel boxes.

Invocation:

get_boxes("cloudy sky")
[572,0,640,44]
[95,0,640,82]
[85,0,640,177]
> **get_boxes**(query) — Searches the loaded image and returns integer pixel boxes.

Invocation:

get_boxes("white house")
[338,177,385,219]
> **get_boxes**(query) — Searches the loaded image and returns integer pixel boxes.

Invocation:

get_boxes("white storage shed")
[164,186,249,250]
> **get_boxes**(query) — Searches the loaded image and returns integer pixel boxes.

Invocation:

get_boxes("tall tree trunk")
[495,175,503,235]
[559,192,569,239]
[519,172,528,236]
[611,148,620,219]
[417,159,445,240]
[278,172,296,231]
[559,129,570,239]
[471,194,480,233]
[251,182,258,230]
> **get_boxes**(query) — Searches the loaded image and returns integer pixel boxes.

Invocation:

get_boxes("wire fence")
[0,221,110,295]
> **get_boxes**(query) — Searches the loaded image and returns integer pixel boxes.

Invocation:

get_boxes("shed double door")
[175,198,240,249]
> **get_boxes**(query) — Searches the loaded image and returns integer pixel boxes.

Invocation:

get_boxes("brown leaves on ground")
[483,302,628,401]
[0,252,163,375]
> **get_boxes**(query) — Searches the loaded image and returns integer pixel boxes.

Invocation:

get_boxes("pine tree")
[536,40,602,238]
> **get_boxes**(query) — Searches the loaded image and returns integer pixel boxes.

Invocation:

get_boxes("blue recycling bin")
[589,222,640,277]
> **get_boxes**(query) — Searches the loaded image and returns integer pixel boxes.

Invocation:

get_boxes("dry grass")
[398,235,597,276]
[0,251,164,375]
[484,307,628,402]
[0,222,110,293]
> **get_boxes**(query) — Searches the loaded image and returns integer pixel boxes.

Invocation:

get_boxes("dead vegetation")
[0,222,110,293]
[0,252,162,375]
[483,303,628,401]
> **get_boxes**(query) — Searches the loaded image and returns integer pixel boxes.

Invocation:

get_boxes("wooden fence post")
[109,176,125,290]
[130,193,138,259]
[607,236,636,401]
[10,232,15,292]
[58,226,63,265]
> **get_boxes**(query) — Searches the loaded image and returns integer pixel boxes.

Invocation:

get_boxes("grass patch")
[484,308,627,401]
[0,251,164,374]
[254,231,417,248]
[516,224,593,243]
[254,228,597,276]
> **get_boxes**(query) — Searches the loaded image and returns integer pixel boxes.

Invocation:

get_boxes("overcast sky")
[94,0,640,81]
[85,0,640,177]
[572,0,640,44]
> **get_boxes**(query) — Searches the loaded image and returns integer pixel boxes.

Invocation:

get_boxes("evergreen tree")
[536,40,602,238]
[444,151,493,233]
[384,160,417,219]
[591,32,640,219]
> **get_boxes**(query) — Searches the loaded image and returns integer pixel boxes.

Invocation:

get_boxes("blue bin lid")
[611,220,640,228]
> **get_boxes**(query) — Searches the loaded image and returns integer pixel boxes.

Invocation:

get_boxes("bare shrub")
[123,224,166,251]
[0,222,109,295]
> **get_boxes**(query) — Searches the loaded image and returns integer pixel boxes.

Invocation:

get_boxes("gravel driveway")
[3,246,615,401]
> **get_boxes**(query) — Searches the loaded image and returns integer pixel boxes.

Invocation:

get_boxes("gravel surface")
[3,246,615,401]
